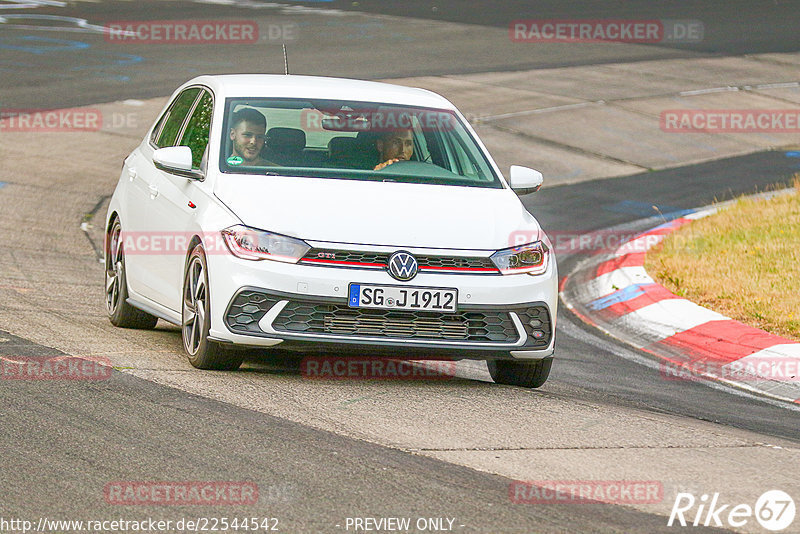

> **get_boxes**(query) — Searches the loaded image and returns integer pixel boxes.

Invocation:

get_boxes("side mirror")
[509,165,543,195]
[153,146,203,180]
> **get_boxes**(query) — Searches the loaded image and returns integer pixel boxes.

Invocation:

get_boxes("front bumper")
[206,250,558,360]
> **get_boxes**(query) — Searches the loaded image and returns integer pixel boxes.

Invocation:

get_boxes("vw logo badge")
[387,251,418,281]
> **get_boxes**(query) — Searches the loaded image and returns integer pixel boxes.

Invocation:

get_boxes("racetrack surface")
[320,0,800,55]
[1,1,799,532]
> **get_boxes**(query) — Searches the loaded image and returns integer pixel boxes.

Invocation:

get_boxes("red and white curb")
[560,194,800,405]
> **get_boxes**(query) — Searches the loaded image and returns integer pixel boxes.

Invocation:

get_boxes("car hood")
[214,174,542,250]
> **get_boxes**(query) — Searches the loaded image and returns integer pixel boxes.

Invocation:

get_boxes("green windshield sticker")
[227,156,243,166]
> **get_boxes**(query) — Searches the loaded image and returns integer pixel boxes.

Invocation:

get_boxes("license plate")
[348,284,458,313]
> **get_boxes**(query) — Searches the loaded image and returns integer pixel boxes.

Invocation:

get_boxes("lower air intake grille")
[272,302,518,343]
[225,291,281,334]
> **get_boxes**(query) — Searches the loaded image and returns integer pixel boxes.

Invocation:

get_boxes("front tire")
[105,219,159,329]
[182,244,243,371]
[488,357,552,388]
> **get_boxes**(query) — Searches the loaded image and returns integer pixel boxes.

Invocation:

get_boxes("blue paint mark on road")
[0,182,7,189]
[70,52,143,70]
[0,35,143,81]
[0,35,90,54]
[97,74,131,82]
[588,283,657,311]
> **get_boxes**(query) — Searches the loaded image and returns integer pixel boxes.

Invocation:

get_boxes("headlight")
[221,225,310,263]
[490,241,549,275]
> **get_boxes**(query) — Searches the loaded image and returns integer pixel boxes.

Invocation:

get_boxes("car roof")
[184,74,456,110]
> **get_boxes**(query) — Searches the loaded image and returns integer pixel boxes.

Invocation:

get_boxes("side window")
[180,91,213,169]
[153,88,201,148]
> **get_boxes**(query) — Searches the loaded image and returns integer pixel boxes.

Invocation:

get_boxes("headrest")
[267,127,306,151]
[328,136,357,155]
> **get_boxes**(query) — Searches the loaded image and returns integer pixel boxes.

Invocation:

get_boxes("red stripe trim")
[420,265,497,272]
[301,258,497,272]
[301,258,385,268]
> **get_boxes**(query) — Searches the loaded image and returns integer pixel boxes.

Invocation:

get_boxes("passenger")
[228,108,276,166]
[373,128,414,170]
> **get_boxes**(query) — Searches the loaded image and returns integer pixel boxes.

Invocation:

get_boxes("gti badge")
[387,251,418,281]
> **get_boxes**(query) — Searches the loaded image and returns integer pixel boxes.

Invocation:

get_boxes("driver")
[373,128,414,170]
[229,107,276,166]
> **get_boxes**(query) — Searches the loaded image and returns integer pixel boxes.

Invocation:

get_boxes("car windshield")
[219,98,502,188]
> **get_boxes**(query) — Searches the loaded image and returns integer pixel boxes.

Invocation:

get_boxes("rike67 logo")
[668,490,795,531]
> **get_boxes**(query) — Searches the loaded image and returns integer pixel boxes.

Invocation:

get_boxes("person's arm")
[374,158,399,171]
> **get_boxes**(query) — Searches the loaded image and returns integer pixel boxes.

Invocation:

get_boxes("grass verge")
[644,178,800,342]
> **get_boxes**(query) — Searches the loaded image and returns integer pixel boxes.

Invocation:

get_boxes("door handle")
[128,168,137,181]
[148,184,159,199]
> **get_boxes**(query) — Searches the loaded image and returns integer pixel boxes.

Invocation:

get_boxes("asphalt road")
[323,0,800,55]
[3,0,798,109]
[1,1,799,533]
[2,330,731,533]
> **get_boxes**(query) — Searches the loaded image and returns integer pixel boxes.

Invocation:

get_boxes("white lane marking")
[193,0,347,15]
[754,82,800,89]
[0,0,65,9]
[0,14,110,34]
[679,86,740,96]
[474,101,602,123]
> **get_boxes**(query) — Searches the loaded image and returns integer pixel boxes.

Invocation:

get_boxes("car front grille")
[272,302,519,343]
[299,249,498,274]
[224,289,552,347]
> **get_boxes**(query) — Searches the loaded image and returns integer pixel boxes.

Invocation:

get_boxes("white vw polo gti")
[105,75,557,387]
